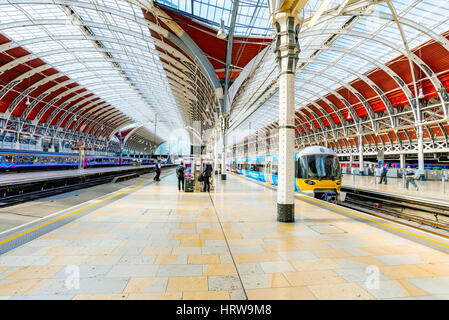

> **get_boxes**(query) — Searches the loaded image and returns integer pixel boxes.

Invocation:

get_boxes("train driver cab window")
[297,154,341,180]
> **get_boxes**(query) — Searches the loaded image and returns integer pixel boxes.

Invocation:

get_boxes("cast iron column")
[214,129,219,175]
[273,13,300,222]
[359,136,364,175]
[221,115,229,180]
[417,125,424,177]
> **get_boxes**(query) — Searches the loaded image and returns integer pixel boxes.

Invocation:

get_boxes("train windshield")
[297,154,341,180]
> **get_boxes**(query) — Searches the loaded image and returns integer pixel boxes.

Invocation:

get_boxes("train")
[0,149,167,171]
[229,146,342,202]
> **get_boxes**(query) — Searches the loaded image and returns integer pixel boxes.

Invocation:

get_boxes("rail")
[340,185,449,231]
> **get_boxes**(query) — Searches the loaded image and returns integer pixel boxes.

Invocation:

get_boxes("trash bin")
[184,179,194,192]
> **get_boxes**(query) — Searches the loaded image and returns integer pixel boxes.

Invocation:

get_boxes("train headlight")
[305,180,316,185]
[336,180,342,185]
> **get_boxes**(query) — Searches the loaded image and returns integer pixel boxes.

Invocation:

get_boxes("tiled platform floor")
[343,174,449,202]
[1,173,449,300]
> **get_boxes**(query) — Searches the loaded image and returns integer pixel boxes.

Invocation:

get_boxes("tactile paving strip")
[0,173,173,255]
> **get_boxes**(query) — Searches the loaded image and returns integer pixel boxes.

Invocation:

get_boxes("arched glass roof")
[0,0,186,141]
[229,0,449,146]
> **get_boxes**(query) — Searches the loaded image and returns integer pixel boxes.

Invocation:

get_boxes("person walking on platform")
[404,166,419,191]
[202,162,213,192]
[379,163,388,185]
[154,159,162,181]
[176,162,185,191]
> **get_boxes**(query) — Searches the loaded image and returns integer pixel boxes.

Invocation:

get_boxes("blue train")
[0,149,162,171]
[229,146,342,202]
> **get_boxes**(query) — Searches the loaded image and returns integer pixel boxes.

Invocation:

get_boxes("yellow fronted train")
[229,146,342,202]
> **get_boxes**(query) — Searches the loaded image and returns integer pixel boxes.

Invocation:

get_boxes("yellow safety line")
[295,194,449,249]
[0,181,146,246]
[231,173,449,249]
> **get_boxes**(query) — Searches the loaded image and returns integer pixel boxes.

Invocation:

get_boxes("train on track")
[0,149,168,172]
[229,146,342,202]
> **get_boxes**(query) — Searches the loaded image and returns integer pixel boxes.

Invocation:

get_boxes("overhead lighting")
[25,96,31,106]
[418,87,425,99]
[308,0,333,28]
[217,19,227,39]
[74,114,77,121]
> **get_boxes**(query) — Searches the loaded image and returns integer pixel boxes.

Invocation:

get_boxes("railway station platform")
[342,174,449,203]
[1,173,449,300]
[0,165,155,186]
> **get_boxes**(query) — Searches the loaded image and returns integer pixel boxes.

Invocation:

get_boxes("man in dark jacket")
[404,166,419,191]
[154,159,161,181]
[202,163,213,192]
[176,162,185,191]
[379,163,388,185]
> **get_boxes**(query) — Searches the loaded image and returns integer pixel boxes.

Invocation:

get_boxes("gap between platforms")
[230,173,449,255]
[0,171,175,255]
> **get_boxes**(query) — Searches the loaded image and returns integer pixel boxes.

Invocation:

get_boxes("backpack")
[176,166,184,176]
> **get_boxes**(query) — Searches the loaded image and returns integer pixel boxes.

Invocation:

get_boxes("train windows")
[18,156,29,162]
[271,164,278,175]
[5,155,16,162]
[30,156,38,163]
[50,157,57,162]
[255,164,264,172]
[41,157,48,162]
[297,155,341,180]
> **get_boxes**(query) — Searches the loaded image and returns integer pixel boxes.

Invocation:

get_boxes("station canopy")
[0,0,448,152]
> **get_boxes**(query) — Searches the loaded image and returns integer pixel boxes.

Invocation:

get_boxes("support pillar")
[349,153,354,175]
[400,154,406,170]
[221,130,227,180]
[272,14,300,222]
[214,129,219,175]
[417,125,425,180]
[359,136,364,175]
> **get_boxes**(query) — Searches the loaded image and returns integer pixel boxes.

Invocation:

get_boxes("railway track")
[339,185,449,236]
[0,165,174,208]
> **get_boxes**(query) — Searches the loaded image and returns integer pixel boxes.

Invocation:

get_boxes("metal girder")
[301,28,448,118]
[294,87,347,135]
[295,77,361,133]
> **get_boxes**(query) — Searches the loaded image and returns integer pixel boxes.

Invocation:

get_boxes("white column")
[221,128,227,180]
[349,153,354,175]
[359,136,364,175]
[417,125,424,179]
[273,14,300,222]
[400,153,406,170]
[78,148,85,169]
[214,130,219,175]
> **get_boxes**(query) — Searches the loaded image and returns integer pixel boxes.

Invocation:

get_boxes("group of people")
[378,163,419,191]
[175,162,213,192]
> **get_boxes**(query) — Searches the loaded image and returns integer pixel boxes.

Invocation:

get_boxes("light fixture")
[74,114,77,121]
[308,0,333,28]
[217,19,227,39]
[347,112,352,120]
[25,96,30,106]
[418,87,425,99]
